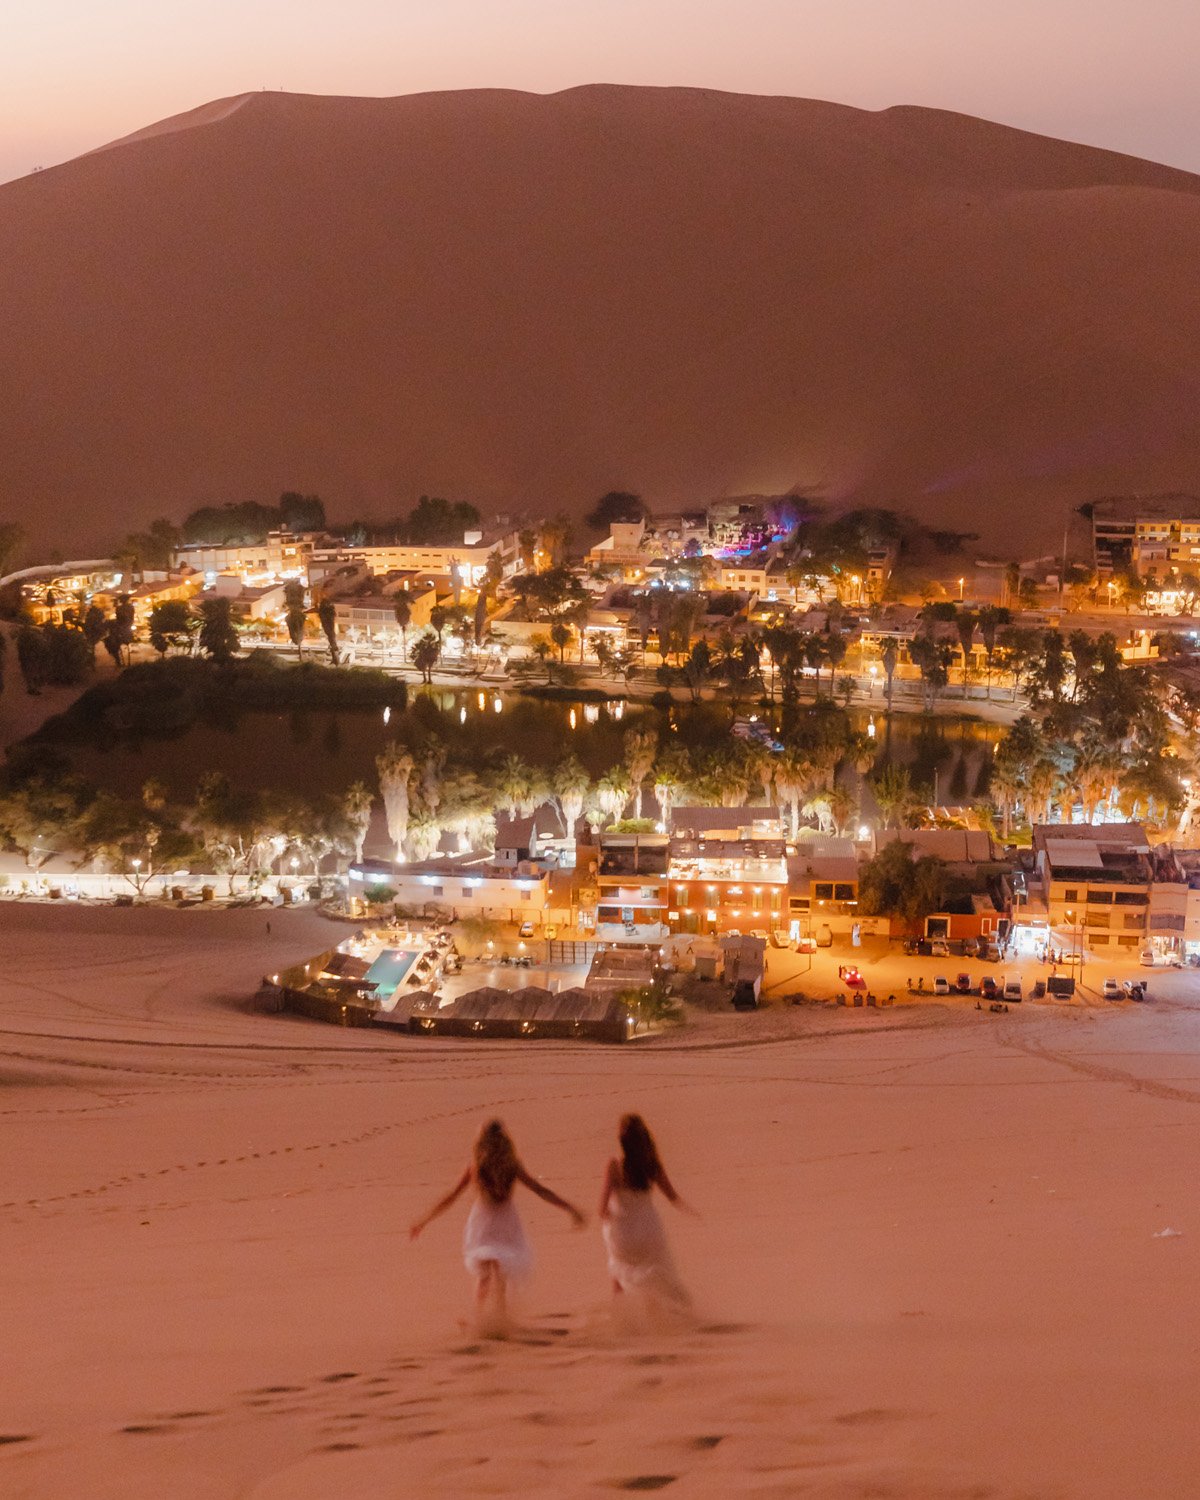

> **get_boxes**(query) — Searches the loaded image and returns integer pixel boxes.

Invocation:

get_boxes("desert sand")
[3,85,1200,552]
[3,900,1200,1498]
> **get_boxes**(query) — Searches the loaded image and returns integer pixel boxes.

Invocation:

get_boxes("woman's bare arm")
[599,1158,620,1219]
[516,1164,586,1226]
[409,1165,472,1239]
[655,1163,702,1219]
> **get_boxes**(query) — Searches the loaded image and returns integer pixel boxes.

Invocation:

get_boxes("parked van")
[1002,975,1023,1002]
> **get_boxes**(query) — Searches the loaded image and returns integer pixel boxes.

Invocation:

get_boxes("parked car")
[518,921,535,938]
[933,975,950,995]
[843,967,864,987]
[1102,977,1122,1000]
[796,936,817,953]
[1140,949,1156,967]
[1123,979,1147,1001]
[930,939,949,958]
[980,976,998,999]
[770,930,793,949]
[983,944,1002,963]
[1031,980,1046,999]
[955,972,972,994]
[731,979,758,1011]
[1002,975,1023,1003]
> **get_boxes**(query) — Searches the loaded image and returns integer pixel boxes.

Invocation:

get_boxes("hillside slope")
[2,84,1199,552]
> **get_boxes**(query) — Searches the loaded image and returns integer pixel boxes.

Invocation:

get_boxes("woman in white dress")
[599,1113,695,1312]
[410,1119,584,1331]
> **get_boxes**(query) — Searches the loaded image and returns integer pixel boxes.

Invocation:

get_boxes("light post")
[958,578,965,601]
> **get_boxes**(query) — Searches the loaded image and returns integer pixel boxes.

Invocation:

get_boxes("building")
[786,837,859,940]
[1025,824,1153,955]
[666,808,787,936]
[1090,496,1200,578]
[588,522,650,578]
[15,562,120,623]
[309,529,520,589]
[332,584,436,641]
[95,570,204,629]
[171,530,315,582]
[347,856,549,926]
[583,830,670,943]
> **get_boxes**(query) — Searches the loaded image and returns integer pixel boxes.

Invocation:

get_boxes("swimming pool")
[363,948,422,1000]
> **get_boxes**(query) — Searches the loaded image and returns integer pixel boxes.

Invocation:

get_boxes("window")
[1084,911,1110,928]
[461,887,474,899]
[770,890,783,910]
[1086,891,1113,905]
[1118,934,1140,947]
[834,883,856,902]
[813,883,834,901]
[1115,892,1149,906]
[428,885,443,897]
[1123,913,1144,930]
[1062,888,1079,902]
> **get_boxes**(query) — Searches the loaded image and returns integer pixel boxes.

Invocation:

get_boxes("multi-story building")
[95,570,204,629]
[582,830,670,944]
[786,837,860,940]
[1090,496,1200,578]
[310,529,520,589]
[171,529,315,582]
[333,583,437,642]
[1028,824,1154,956]
[666,807,787,936]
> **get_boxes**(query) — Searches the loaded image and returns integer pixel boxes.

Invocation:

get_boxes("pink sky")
[3,0,1199,184]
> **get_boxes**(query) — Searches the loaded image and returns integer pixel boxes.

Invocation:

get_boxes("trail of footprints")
[65,1318,978,1498]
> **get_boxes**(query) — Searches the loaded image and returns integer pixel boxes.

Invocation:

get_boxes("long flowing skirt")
[462,1195,534,1283]
[602,1189,690,1305]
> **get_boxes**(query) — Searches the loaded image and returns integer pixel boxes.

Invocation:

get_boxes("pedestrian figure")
[410,1119,584,1337]
[600,1114,695,1322]
[266,920,271,935]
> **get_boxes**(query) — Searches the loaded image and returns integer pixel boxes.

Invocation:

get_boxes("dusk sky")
[3,0,1199,185]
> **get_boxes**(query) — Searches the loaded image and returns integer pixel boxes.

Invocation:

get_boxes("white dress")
[462,1193,534,1282]
[602,1183,690,1305]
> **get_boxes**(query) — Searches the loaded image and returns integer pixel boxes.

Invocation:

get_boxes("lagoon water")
[60,686,1000,821]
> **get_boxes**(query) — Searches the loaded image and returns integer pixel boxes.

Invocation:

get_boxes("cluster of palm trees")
[0,761,381,893]
[369,717,885,863]
[986,714,1193,838]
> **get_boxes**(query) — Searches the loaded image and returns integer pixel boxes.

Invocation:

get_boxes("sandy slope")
[2,902,1200,1498]
[3,85,1200,553]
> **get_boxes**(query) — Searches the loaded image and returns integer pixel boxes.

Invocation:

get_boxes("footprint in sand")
[0,1436,33,1446]
[615,1478,678,1492]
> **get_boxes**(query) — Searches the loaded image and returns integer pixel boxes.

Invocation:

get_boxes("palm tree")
[405,807,442,863]
[989,761,1024,840]
[826,781,857,838]
[653,744,692,826]
[775,750,814,840]
[411,633,440,684]
[495,754,534,818]
[595,767,633,825]
[881,640,898,709]
[623,728,658,817]
[284,580,306,660]
[870,763,913,831]
[343,781,374,862]
[802,789,834,835]
[375,743,415,861]
[549,621,572,662]
[316,598,339,665]
[392,591,412,661]
[552,755,591,835]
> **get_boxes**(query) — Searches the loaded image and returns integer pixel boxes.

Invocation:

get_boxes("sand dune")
[3,901,1200,1497]
[2,85,1200,551]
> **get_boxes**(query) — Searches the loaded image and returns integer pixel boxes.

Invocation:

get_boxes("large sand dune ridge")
[2,84,1200,550]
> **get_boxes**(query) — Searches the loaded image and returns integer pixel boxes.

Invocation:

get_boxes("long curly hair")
[618,1112,663,1193]
[474,1119,520,1204]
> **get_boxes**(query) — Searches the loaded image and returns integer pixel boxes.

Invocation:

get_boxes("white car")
[1002,975,1023,1002]
[930,939,949,958]
[1102,977,1122,1000]
[933,975,950,995]
[1139,950,1156,968]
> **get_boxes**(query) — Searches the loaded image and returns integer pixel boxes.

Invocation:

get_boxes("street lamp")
[958,578,965,601]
